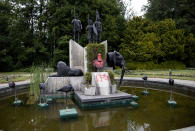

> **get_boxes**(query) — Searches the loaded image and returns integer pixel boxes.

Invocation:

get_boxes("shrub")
[126,62,137,70]
[86,43,106,72]
[85,72,92,84]
[159,61,186,69]
[106,70,115,85]
[125,61,186,70]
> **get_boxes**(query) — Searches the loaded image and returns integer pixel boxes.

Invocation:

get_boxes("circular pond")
[0,86,195,131]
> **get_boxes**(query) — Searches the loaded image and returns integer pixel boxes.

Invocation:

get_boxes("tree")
[0,1,13,71]
[120,17,195,66]
[0,0,127,71]
[144,0,195,34]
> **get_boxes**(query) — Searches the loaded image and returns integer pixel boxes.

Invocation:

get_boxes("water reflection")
[90,111,111,128]
[127,120,151,131]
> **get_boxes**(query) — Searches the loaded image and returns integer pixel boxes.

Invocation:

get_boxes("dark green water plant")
[29,65,53,103]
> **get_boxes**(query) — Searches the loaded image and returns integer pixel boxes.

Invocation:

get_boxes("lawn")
[114,69,195,81]
[0,72,30,84]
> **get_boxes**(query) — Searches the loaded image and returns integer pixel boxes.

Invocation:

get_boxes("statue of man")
[86,19,94,43]
[94,11,102,42]
[72,15,82,42]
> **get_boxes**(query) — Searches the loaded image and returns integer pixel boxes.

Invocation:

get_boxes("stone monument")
[40,9,132,114]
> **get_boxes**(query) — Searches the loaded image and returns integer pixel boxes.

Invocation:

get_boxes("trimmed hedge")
[126,61,186,70]
[86,43,106,72]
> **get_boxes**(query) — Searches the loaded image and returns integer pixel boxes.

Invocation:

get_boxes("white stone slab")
[84,47,88,73]
[45,77,84,93]
[69,39,84,71]
[91,72,111,96]
[100,40,108,58]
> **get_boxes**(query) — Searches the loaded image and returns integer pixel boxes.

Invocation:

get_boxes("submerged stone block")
[168,100,177,106]
[141,90,149,95]
[132,95,139,100]
[130,101,138,107]
[38,103,48,108]
[59,108,78,119]
[13,100,22,106]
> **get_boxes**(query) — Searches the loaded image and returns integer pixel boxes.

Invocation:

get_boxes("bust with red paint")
[93,53,104,71]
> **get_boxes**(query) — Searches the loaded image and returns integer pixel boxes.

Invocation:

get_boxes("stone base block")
[84,87,96,96]
[45,76,84,93]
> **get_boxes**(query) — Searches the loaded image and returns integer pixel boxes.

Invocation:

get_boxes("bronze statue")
[94,10,102,42]
[86,19,94,43]
[72,15,82,42]
[107,51,126,88]
[51,61,83,77]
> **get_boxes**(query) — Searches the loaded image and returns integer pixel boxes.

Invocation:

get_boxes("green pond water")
[0,86,195,131]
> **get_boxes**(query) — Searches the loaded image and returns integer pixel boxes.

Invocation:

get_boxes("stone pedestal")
[84,86,96,96]
[45,76,84,93]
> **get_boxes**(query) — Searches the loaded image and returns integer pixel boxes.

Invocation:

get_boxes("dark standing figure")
[72,15,82,42]
[169,69,174,101]
[86,19,94,43]
[106,51,126,88]
[94,10,102,42]
[57,84,74,108]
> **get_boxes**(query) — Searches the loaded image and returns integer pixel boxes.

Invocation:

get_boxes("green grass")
[114,69,195,81]
[0,72,30,84]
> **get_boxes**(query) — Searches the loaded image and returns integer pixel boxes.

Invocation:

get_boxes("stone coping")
[0,80,30,91]
[115,77,195,97]
[170,125,195,131]
[115,77,195,88]
[1,77,194,90]
[0,77,195,97]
